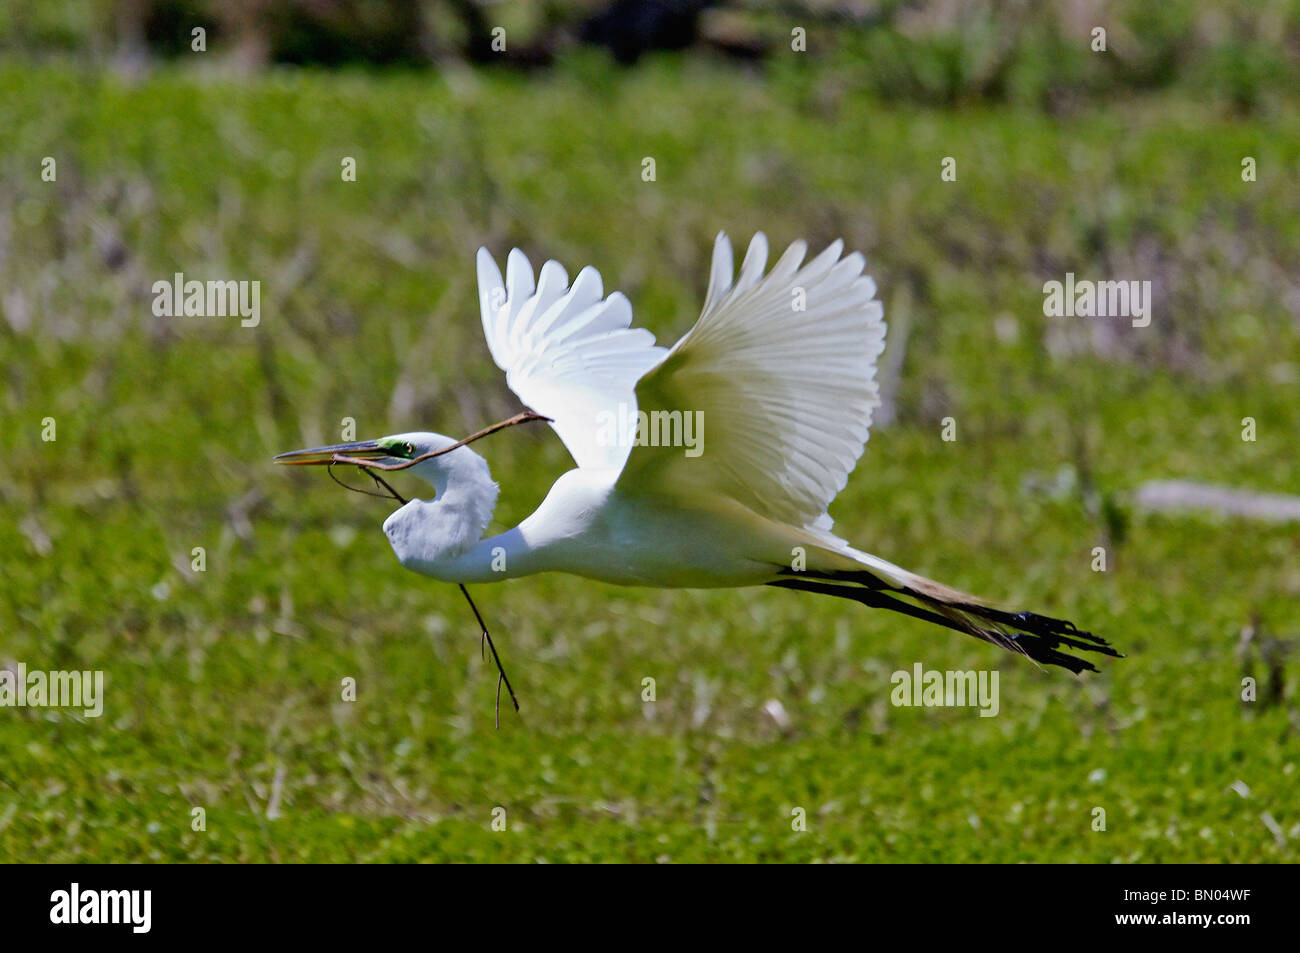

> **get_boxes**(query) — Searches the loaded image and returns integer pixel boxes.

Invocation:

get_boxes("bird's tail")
[768,558,1122,674]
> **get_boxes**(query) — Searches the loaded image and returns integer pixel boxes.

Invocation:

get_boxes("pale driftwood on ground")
[1134,480,1300,522]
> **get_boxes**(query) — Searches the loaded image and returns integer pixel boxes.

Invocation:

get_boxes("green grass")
[1,54,1298,862]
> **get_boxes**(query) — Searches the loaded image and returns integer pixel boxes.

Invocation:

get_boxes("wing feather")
[621,232,886,534]
[477,247,667,471]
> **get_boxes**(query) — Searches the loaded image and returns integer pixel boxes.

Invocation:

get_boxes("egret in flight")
[278,233,1120,716]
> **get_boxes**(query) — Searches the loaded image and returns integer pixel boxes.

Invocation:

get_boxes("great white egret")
[277,232,1120,717]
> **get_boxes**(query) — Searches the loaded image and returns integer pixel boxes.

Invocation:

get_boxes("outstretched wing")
[477,247,668,471]
[619,232,886,534]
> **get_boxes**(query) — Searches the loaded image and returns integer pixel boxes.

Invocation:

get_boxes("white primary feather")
[477,247,668,471]
[620,231,886,534]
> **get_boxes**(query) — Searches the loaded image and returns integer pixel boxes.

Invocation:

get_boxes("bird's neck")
[382,452,529,582]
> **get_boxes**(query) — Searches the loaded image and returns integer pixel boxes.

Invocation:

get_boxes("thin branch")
[334,410,550,472]
[367,470,408,505]
[327,464,399,500]
[459,583,520,729]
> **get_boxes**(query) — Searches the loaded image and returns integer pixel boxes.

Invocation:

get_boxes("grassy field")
[1,53,1298,862]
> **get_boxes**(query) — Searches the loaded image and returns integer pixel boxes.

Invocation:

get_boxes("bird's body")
[279,232,1121,677]
[385,462,866,588]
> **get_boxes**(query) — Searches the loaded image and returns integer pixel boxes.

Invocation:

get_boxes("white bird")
[278,232,1120,712]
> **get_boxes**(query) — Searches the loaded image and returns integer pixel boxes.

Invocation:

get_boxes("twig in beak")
[334,410,551,471]
[327,464,406,501]
[366,470,407,505]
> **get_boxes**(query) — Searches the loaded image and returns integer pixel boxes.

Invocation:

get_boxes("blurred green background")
[1,0,1298,861]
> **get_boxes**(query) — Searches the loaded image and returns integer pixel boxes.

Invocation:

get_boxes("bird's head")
[274,431,486,495]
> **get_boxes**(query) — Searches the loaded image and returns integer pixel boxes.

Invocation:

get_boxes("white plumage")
[478,233,886,533]
[476,248,666,472]
[626,233,885,536]
[279,233,1120,677]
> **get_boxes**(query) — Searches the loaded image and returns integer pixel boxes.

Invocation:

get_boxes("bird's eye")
[403,442,414,456]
